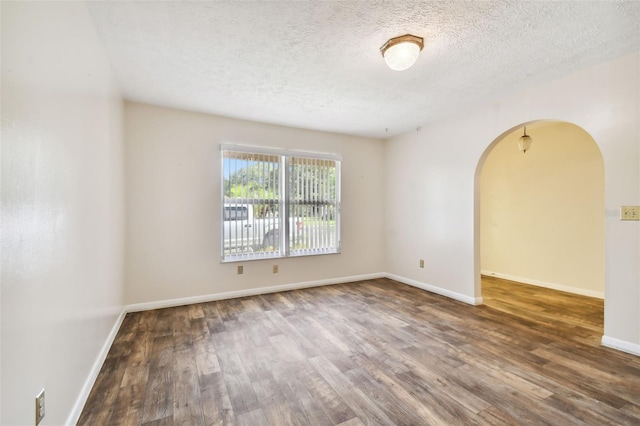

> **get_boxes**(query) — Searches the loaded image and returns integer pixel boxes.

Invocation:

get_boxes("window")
[221,144,341,262]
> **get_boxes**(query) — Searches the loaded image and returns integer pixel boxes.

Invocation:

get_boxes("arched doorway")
[474,121,605,321]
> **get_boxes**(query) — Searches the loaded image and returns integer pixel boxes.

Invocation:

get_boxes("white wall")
[124,102,386,305]
[385,52,640,351]
[481,122,605,298]
[1,2,125,425]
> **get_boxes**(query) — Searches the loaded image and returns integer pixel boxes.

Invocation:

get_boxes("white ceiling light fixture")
[380,34,424,71]
[518,126,533,153]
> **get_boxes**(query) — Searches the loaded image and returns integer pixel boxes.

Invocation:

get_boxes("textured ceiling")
[87,1,640,139]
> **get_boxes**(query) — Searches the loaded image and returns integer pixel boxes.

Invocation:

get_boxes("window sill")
[221,249,340,263]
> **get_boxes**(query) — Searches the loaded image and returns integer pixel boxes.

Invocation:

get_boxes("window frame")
[220,143,341,262]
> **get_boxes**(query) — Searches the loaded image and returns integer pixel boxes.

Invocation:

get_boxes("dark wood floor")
[79,277,640,425]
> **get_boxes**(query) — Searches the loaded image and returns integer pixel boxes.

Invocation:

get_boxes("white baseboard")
[481,270,604,299]
[125,272,484,314]
[126,273,386,312]
[601,335,640,356]
[386,273,483,306]
[66,308,127,425]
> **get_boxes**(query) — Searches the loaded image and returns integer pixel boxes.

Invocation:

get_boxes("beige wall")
[480,122,605,297]
[124,102,386,305]
[1,2,125,425]
[385,52,640,353]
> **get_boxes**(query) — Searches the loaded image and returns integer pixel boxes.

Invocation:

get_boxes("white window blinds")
[221,145,340,262]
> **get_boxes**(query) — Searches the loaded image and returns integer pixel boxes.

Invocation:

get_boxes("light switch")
[620,206,640,221]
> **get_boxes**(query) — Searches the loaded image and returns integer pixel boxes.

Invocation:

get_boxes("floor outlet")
[35,389,45,425]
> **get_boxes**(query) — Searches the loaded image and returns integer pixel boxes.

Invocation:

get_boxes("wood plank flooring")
[78,277,640,425]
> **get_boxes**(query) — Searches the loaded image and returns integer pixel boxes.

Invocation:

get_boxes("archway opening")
[474,120,605,340]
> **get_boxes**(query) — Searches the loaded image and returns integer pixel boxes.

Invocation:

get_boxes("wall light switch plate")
[273,265,278,273]
[237,265,243,274]
[620,206,640,221]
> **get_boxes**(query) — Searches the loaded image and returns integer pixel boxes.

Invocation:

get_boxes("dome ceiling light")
[380,34,424,71]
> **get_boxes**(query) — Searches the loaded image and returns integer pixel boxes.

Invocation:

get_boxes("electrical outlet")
[419,259,424,268]
[35,389,45,425]
[237,265,243,274]
[273,264,278,273]
[620,206,640,221]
